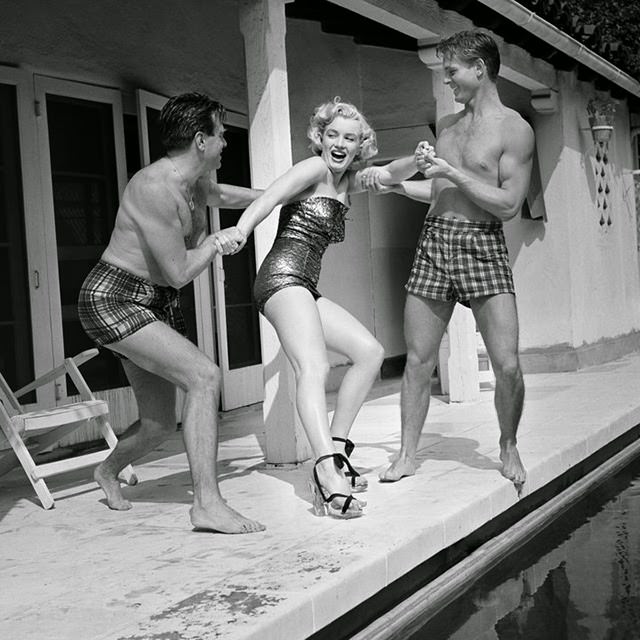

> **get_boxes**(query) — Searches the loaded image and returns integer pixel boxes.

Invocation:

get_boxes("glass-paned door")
[0,83,34,393]
[213,121,263,409]
[35,76,129,402]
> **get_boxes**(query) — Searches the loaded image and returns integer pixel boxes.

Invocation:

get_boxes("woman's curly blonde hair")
[307,97,378,164]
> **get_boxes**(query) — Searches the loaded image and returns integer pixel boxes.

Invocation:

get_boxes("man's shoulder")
[438,111,464,132]
[500,107,533,135]
[127,162,173,201]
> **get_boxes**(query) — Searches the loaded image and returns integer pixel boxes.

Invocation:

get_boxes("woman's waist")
[275,228,331,250]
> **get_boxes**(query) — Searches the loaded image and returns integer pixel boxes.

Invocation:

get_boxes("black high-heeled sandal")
[309,453,364,519]
[332,437,368,493]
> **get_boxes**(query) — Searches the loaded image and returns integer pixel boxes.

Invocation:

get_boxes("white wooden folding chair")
[0,348,136,509]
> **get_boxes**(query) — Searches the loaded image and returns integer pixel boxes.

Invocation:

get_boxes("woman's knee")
[355,339,385,371]
[296,358,330,384]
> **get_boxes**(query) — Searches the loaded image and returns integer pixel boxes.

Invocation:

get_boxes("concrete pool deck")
[2,352,640,640]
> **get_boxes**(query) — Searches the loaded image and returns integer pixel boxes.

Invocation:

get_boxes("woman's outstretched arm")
[215,156,328,252]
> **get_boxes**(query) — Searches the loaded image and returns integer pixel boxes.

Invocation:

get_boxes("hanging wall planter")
[587,97,616,226]
[587,97,616,144]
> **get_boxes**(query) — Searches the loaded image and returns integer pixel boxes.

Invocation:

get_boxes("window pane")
[145,106,164,163]
[46,95,126,392]
[0,83,34,394]
[217,126,261,370]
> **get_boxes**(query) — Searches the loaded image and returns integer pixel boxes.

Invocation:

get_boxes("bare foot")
[94,463,132,510]
[500,442,527,495]
[190,501,265,534]
[379,456,416,482]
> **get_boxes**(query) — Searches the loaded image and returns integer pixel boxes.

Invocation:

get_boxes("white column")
[419,45,481,403]
[239,0,310,464]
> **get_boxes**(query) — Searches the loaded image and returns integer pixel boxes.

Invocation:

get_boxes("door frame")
[0,67,54,405]
[34,75,128,401]
[210,111,264,410]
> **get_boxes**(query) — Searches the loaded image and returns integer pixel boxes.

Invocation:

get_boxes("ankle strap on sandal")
[332,436,355,457]
[313,452,359,500]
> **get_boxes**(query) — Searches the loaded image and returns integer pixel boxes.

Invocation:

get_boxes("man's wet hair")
[436,30,500,81]
[159,92,226,152]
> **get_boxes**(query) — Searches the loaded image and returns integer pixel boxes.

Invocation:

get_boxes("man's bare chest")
[438,123,503,176]
[181,205,207,249]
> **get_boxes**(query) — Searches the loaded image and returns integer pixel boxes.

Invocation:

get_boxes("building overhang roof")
[287,0,640,108]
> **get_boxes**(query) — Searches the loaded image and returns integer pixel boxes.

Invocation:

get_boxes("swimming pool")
[407,454,640,639]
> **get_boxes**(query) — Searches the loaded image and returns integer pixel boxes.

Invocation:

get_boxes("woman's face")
[320,116,362,173]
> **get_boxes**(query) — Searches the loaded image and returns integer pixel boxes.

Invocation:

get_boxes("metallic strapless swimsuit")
[253,196,349,312]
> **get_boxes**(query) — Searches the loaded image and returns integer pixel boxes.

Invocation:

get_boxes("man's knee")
[191,360,221,392]
[405,349,437,380]
[493,355,522,385]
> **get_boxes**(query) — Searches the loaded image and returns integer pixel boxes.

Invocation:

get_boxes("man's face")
[201,113,227,169]
[442,54,480,104]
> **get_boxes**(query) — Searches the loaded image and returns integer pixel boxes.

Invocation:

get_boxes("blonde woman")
[218,99,418,517]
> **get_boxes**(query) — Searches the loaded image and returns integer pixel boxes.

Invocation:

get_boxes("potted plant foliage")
[587,97,616,143]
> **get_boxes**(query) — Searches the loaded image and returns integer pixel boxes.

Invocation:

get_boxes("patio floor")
[2,352,640,640]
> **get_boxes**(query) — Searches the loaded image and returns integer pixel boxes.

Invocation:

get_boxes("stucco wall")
[0,0,248,112]
[548,74,640,349]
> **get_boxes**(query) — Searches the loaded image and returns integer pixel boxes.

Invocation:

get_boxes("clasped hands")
[415,141,450,178]
[211,226,246,256]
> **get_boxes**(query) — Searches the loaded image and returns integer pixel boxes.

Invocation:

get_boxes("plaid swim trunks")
[406,216,515,306]
[78,260,186,351]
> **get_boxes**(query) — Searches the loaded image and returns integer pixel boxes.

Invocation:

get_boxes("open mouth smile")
[330,149,347,162]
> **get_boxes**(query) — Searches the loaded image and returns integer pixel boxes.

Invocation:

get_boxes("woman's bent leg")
[264,288,364,514]
[316,297,385,446]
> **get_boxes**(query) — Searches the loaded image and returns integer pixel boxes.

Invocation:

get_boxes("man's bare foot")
[94,463,132,510]
[379,456,416,482]
[500,442,527,495]
[190,501,265,534]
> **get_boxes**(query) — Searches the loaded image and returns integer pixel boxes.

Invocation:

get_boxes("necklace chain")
[168,157,195,211]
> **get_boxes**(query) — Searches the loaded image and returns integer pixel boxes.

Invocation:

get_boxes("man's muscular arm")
[424,117,534,221]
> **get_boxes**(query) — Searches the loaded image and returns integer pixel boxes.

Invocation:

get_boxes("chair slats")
[15,400,109,434]
[33,449,110,480]
[0,350,135,508]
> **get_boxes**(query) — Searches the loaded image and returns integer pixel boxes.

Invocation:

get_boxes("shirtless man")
[379,31,534,492]
[78,92,265,533]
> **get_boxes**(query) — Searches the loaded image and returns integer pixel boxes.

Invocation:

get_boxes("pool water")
[409,456,640,639]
